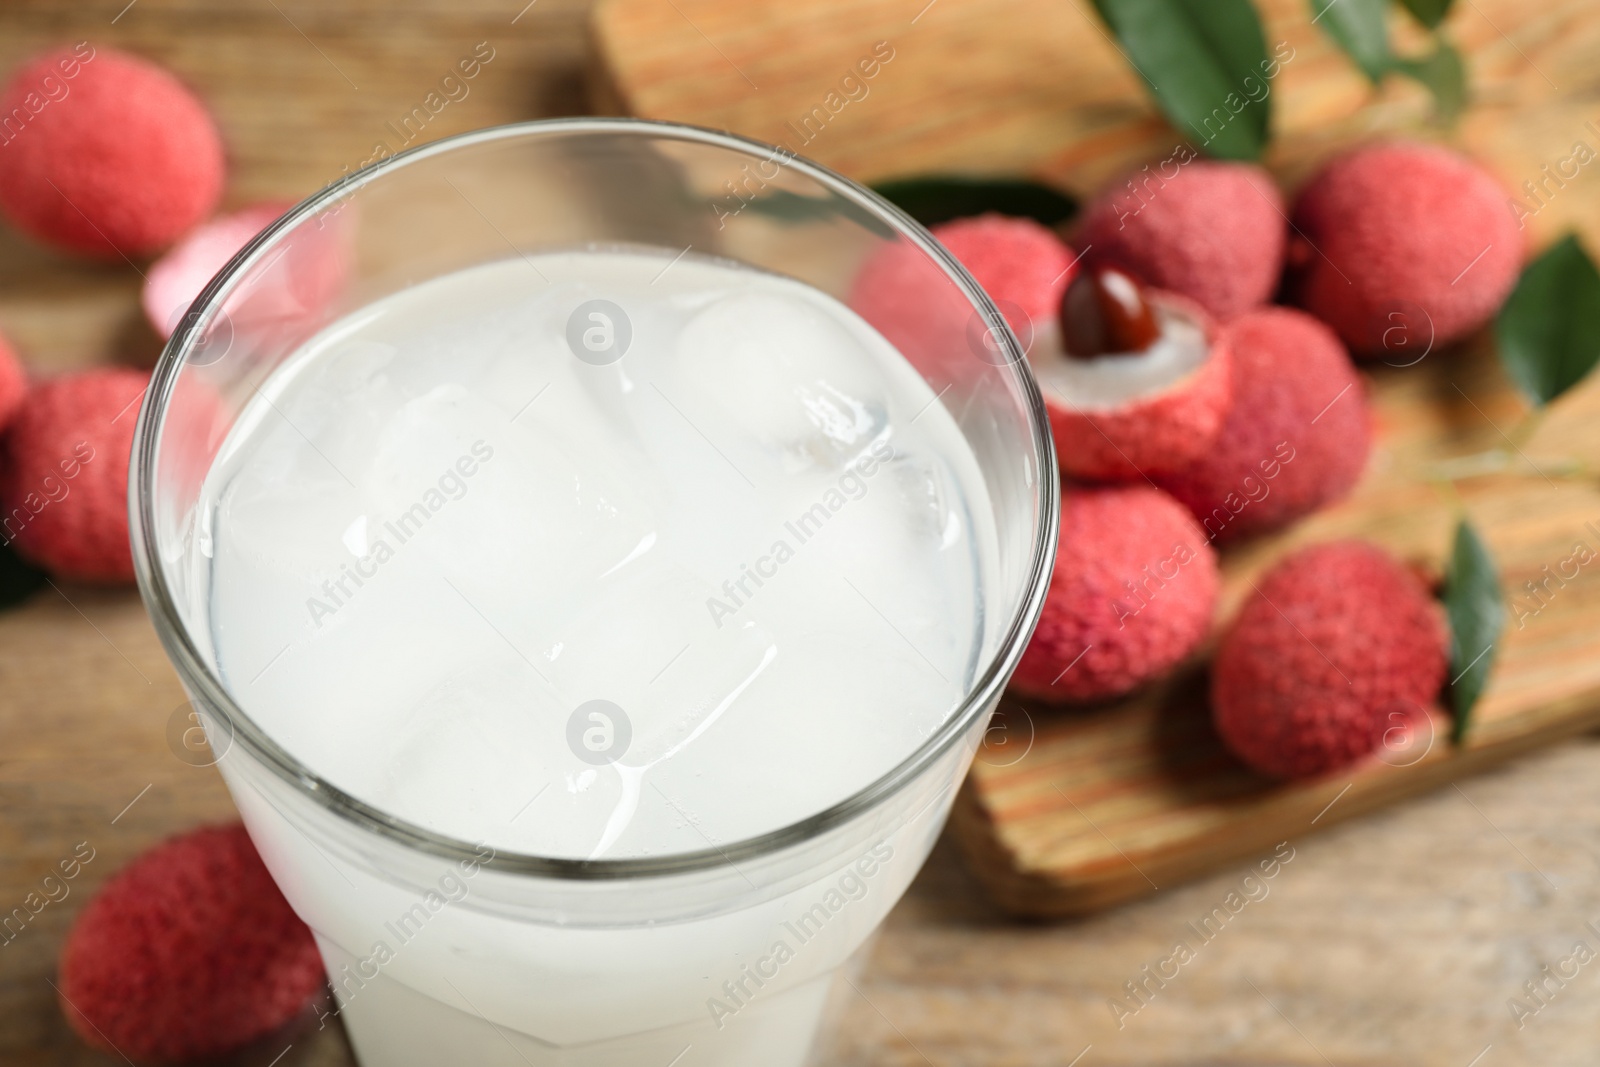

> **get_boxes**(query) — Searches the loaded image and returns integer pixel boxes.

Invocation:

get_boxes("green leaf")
[0,540,47,610]
[1393,38,1467,124]
[741,189,845,223]
[741,190,897,237]
[1445,519,1504,742]
[871,176,1078,227]
[1309,0,1391,81]
[1090,0,1273,161]
[1495,234,1600,406]
[1396,0,1453,29]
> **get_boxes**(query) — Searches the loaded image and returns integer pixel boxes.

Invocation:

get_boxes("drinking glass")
[131,119,1058,1066]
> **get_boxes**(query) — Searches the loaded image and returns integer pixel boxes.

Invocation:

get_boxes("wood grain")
[596,0,1600,916]
[593,0,1600,245]
[954,337,1600,916]
[0,3,593,1064]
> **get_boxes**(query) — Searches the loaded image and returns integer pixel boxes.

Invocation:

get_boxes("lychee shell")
[1078,159,1287,320]
[1288,141,1523,356]
[1154,307,1369,542]
[0,47,225,258]
[58,823,325,1062]
[1,368,149,582]
[1045,291,1232,482]
[1211,540,1450,778]
[849,213,1076,379]
[1010,484,1219,703]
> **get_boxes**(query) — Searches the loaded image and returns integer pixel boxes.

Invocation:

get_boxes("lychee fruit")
[143,201,293,337]
[1,368,149,582]
[1011,484,1219,703]
[850,213,1077,374]
[0,47,225,258]
[926,214,1079,340]
[1154,307,1370,542]
[1035,266,1233,481]
[1077,159,1287,320]
[58,823,325,1063]
[1287,141,1523,357]
[1212,540,1450,778]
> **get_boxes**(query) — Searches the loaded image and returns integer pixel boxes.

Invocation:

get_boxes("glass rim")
[130,117,1060,882]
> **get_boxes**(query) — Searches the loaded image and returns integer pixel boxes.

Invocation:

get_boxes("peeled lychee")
[0,47,225,258]
[1011,484,1219,703]
[1,368,149,582]
[1212,540,1450,778]
[1288,141,1523,357]
[1077,159,1287,320]
[0,329,29,433]
[58,823,325,1063]
[850,213,1077,375]
[143,201,293,337]
[1154,307,1370,542]
[1036,267,1233,481]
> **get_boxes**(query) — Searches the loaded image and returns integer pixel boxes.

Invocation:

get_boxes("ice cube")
[358,382,659,621]
[365,656,571,840]
[543,562,780,769]
[673,290,887,466]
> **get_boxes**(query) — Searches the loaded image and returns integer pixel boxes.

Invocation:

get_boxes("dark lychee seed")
[1060,267,1161,358]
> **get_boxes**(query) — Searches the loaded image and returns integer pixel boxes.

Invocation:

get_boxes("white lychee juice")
[193,247,1001,1065]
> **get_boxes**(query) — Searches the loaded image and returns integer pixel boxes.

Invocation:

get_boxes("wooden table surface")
[3,2,1600,1065]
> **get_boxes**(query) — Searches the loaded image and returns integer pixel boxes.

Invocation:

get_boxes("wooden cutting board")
[591,0,1600,914]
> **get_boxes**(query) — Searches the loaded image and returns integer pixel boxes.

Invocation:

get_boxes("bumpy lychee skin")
[1011,485,1219,703]
[1154,308,1370,542]
[58,823,325,1063]
[0,47,225,258]
[850,214,1077,371]
[1,368,149,582]
[1078,160,1287,320]
[1288,141,1523,356]
[1043,288,1232,481]
[927,214,1078,336]
[1212,540,1450,779]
